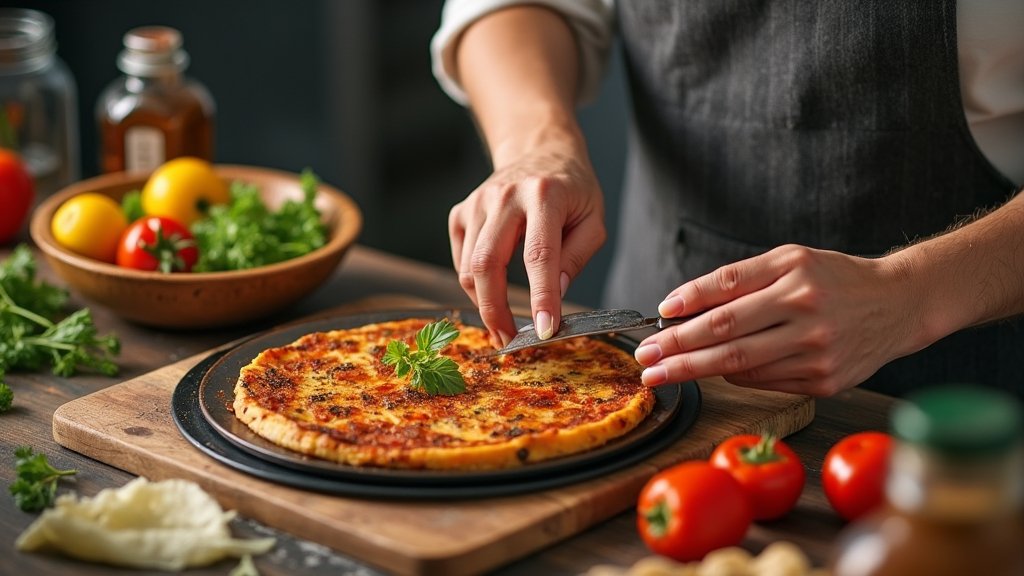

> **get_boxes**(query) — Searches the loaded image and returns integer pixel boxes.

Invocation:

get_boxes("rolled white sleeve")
[430,0,615,106]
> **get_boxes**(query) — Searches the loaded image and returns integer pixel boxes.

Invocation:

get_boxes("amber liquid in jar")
[97,26,214,173]
[831,467,1024,575]
[831,387,1024,576]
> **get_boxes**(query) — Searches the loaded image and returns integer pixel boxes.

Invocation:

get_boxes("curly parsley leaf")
[121,190,145,222]
[382,340,413,378]
[0,245,66,319]
[382,319,466,396]
[9,446,77,512]
[0,246,120,379]
[190,169,327,272]
[0,379,12,413]
[32,309,121,377]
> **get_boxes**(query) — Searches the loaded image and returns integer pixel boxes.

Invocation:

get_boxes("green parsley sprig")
[121,189,145,222]
[0,246,120,382]
[382,319,466,396]
[0,378,12,413]
[9,446,77,512]
[190,169,327,272]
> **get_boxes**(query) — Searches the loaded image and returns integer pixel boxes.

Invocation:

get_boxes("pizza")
[232,316,655,470]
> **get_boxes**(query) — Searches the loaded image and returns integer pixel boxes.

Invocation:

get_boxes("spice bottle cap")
[893,385,1023,458]
[117,26,188,77]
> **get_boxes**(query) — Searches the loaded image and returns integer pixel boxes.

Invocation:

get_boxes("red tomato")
[822,431,893,521]
[636,460,753,562]
[0,148,34,244]
[116,216,198,273]
[710,434,806,521]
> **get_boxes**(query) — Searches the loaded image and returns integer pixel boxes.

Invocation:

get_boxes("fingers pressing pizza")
[522,177,569,342]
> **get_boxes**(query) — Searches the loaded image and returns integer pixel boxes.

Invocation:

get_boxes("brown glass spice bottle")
[96,26,214,173]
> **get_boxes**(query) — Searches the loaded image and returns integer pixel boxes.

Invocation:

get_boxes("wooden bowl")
[30,165,362,329]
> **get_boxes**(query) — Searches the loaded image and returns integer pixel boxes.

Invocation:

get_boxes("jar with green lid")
[831,385,1024,576]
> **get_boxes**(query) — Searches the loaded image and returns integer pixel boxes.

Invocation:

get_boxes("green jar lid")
[892,385,1023,457]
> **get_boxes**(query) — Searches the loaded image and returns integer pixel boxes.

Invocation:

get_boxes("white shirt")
[431,0,1024,186]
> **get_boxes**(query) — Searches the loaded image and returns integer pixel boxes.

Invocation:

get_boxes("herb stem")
[0,284,54,329]
[20,337,77,352]
[45,469,78,481]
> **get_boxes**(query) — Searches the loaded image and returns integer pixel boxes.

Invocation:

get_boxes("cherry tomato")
[117,216,198,273]
[0,148,34,244]
[710,434,806,521]
[51,193,127,262]
[141,157,229,226]
[637,460,753,562]
[822,431,893,521]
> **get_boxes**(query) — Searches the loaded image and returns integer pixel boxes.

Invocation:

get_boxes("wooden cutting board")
[52,296,815,576]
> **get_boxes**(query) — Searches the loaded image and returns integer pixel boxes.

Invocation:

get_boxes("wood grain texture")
[50,300,815,576]
[1,246,902,576]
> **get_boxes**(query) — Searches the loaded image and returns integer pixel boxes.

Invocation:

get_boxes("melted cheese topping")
[233,318,654,470]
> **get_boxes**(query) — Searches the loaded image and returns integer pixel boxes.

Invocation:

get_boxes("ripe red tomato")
[0,148,35,244]
[636,460,752,562]
[116,216,198,273]
[822,431,893,521]
[710,434,806,521]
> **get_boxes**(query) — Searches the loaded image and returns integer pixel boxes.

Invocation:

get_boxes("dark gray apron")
[604,0,1023,397]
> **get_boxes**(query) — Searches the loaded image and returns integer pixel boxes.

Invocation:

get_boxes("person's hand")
[449,141,606,347]
[633,245,924,396]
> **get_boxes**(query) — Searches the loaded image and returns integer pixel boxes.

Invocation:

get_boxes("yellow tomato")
[51,193,127,263]
[141,157,229,226]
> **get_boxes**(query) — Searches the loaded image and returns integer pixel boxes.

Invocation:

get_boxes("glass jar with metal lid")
[0,8,79,201]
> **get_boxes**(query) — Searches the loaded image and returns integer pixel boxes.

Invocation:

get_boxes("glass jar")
[0,8,79,202]
[831,385,1024,576]
[96,26,214,173]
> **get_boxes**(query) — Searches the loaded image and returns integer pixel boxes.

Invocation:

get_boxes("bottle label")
[124,126,166,171]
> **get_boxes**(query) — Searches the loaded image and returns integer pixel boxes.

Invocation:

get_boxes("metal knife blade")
[493,309,694,355]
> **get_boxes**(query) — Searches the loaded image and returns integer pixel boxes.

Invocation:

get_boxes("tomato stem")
[739,434,782,464]
[139,220,195,273]
[643,500,671,538]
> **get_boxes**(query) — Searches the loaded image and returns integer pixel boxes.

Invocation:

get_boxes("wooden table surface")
[0,242,896,576]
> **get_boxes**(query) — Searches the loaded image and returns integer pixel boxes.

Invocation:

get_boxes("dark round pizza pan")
[172,309,702,499]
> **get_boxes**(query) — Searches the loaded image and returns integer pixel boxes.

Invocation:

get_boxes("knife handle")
[653,315,698,330]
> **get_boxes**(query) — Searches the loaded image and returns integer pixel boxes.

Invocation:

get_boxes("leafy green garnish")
[382,319,466,396]
[190,168,327,272]
[0,245,120,384]
[0,245,66,317]
[0,379,12,413]
[9,446,77,512]
[121,190,145,222]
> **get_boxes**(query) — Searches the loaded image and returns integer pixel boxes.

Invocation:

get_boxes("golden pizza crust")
[232,318,655,470]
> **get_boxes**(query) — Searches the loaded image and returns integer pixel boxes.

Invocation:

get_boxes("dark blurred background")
[5,0,628,308]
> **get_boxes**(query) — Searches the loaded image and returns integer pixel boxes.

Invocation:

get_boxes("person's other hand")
[633,245,923,396]
[449,142,605,348]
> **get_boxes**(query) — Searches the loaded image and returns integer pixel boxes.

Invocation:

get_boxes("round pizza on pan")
[232,317,655,470]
